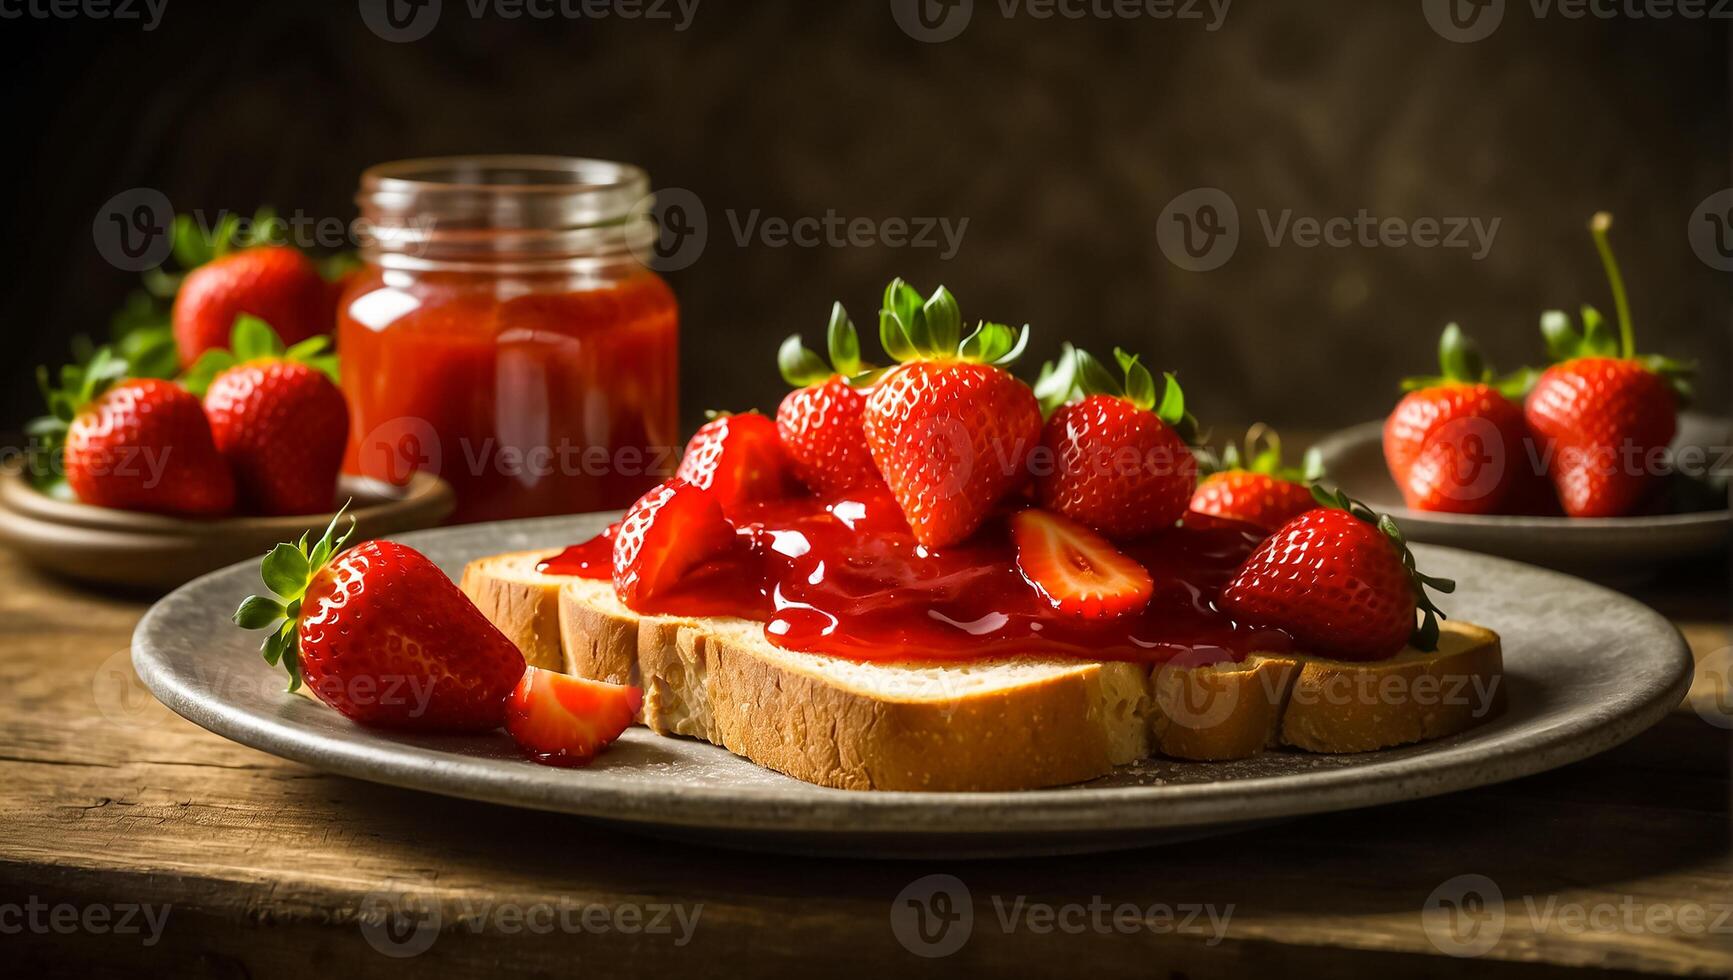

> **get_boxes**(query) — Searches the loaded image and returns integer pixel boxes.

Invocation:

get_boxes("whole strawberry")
[189,317,348,516]
[775,303,885,497]
[1384,324,1544,515]
[673,411,796,509]
[1220,487,1454,661]
[234,511,525,731]
[174,244,331,367]
[862,280,1042,548]
[1035,347,1198,539]
[34,348,235,516]
[1190,426,1320,533]
[1524,214,1692,518]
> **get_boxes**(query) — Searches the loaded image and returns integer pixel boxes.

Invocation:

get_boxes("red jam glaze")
[539,492,1294,666]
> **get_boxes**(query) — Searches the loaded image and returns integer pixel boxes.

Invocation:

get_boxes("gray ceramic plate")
[1312,413,1730,578]
[133,513,1693,858]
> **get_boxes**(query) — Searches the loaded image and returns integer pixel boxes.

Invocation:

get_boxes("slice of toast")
[462,550,1504,791]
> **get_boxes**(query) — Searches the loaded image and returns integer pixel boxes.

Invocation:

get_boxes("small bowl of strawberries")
[2,315,452,591]
[1314,213,1729,578]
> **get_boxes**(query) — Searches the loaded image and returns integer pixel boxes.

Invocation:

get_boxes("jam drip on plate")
[539,492,1293,665]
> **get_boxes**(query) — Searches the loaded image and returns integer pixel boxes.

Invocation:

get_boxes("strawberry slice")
[612,479,737,606]
[1011,509,1154,618]
[505,667,643,767]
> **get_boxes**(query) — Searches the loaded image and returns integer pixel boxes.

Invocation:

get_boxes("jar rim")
[359,154,649,197]
[356,155,658,270]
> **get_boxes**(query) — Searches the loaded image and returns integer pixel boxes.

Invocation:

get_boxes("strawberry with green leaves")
[234,510,526,731]
[185,317,347,517]
[1525,213,1693,518]
[32,348,235,516]
[1034,347,1198,539]
[776,303,885,497]
[1383,324,1544,515]
[170,210,341,367]
[863,280,1042,548]
[1190,426,1322,533]
[1220,486,1455,661]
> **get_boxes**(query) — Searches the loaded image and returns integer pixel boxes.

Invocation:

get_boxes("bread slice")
[462,549,1504,792]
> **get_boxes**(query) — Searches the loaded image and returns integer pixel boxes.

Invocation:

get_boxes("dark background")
[2,0,1728,436]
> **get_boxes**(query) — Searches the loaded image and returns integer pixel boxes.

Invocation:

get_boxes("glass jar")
[340,156,679,524]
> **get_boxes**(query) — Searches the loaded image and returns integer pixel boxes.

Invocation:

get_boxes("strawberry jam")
[540,492,1293,665]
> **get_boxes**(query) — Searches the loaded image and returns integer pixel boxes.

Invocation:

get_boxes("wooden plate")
[0,463,454,590]
[1312,412,1730,578]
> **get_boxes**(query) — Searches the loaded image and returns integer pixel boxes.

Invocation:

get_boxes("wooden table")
[2,546,1728,978]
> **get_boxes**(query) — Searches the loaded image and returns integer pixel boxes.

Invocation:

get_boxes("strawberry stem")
[1589,212,1635,360]
[232,503,357,692]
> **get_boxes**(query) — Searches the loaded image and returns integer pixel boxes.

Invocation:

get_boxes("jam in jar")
[340,156,679,524]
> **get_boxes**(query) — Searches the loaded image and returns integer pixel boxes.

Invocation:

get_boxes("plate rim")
[132,515,1697,838]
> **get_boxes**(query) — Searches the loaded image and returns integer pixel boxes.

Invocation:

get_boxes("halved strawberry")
[1011,509,1154,618]
[505,666,643,768]
[612,479,737,606]
[674,412,796,509]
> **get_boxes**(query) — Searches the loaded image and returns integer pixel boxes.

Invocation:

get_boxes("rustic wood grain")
[0,546,1728,978]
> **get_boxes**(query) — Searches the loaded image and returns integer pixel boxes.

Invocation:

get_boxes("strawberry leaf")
[826,302,861,377]
[778,335,831,387]
[234,502,356,691]
[231,315,284,361]
[923,287,962,355]
[261,543,311,599]
[1033,342,1079,417]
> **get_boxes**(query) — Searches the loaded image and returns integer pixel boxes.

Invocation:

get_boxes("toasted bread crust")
[458,552,567,671]
[462,550,1505,791]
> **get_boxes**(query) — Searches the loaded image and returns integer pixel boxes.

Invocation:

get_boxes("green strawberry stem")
[181,315,339,397]
[1309,484,1455,652]
[878,279,1029,367]
[1072,346,1199,443]
[1589,212,1635,360]
[1200,424,1323,483]
[778,302,869,387]
[1538,212,1695,400]
[1401,323,1536,400]
[232,503,356,692]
